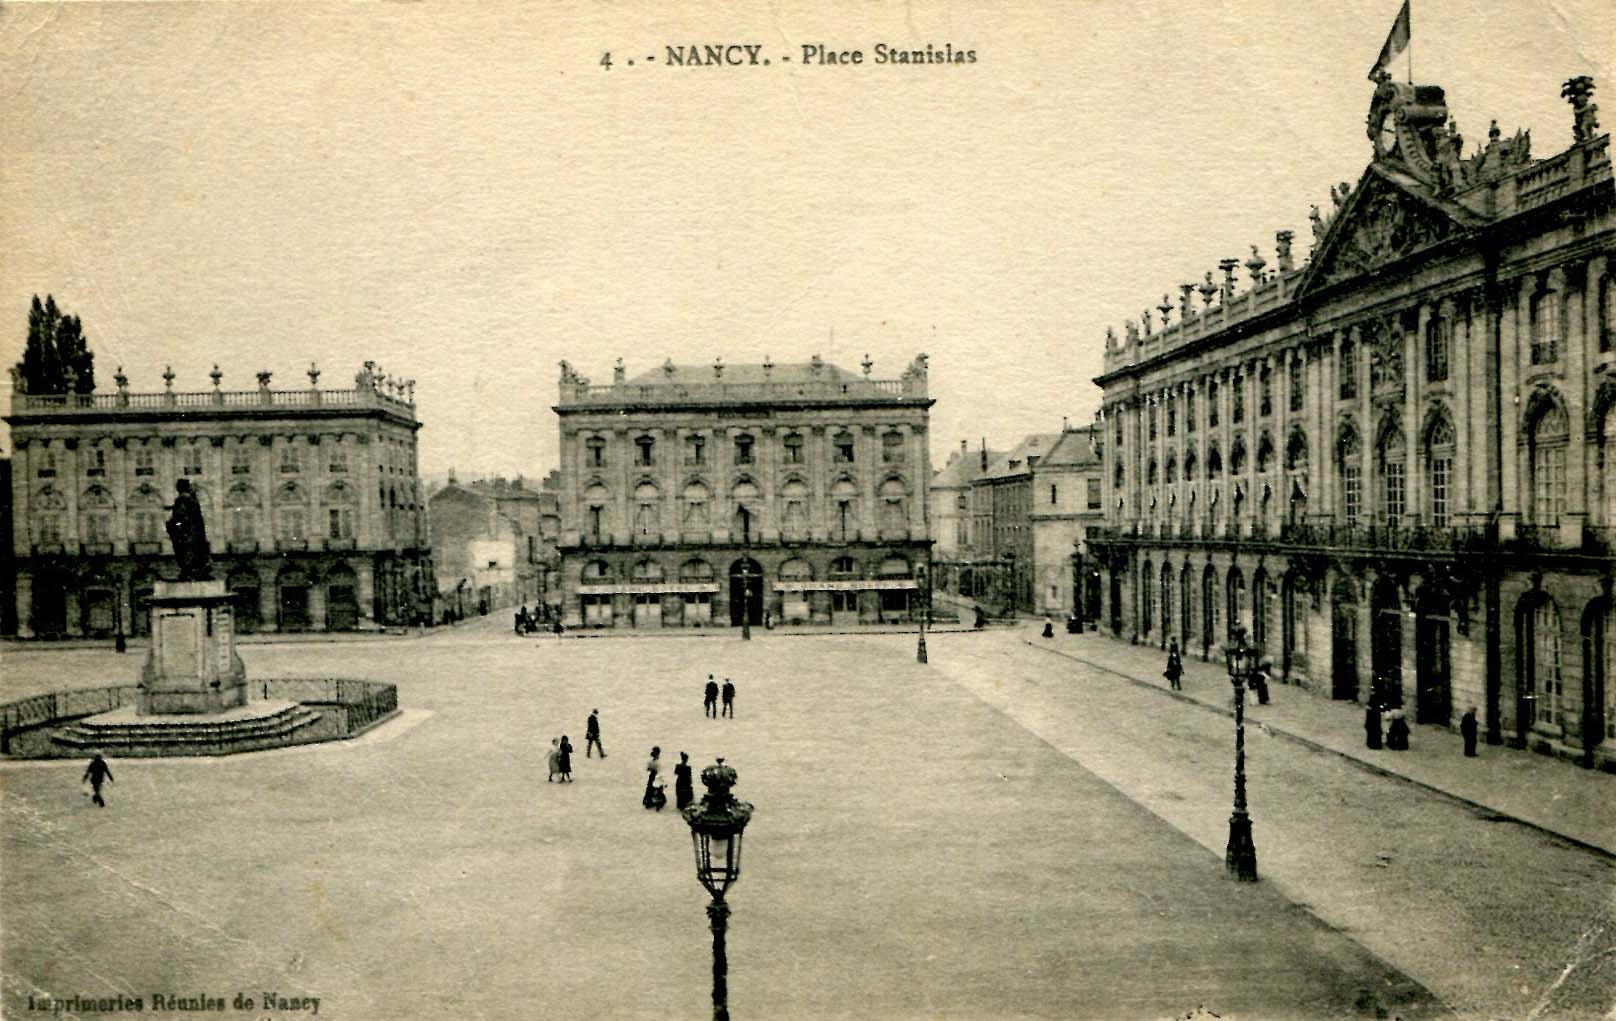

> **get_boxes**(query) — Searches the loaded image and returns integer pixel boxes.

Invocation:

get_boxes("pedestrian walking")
[1460,706,1479,757]
[586,709,606,758]
[558,735,574,781]
[721,678,735,718]
[704,676,720,719]
[1042,618,1054,639]
[1364,703,1383,750]
[1163,640,1184,691]
[674,752,695,811]
[82,752,113,807]
[643,746,666,811]
[1252,660,1272,705]
[1386,709,1410,751]
[547,737,561,782]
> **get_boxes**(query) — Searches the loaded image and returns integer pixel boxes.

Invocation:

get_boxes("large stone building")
[1087,71,1615,767]
[1029,425,1105,622]
[4,362,433,637]
[552,354,933,628]
[428,472,561,619]
[971,433,1060,611]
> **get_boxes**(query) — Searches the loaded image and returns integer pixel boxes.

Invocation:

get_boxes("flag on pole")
[1368,0,1411,81]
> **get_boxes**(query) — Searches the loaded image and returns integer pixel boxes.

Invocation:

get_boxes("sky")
[2,0,1611,480]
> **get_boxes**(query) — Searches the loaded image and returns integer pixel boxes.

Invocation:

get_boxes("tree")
[15,294,94,394]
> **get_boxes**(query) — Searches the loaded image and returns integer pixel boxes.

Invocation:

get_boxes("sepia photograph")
[2,1,1614,1018]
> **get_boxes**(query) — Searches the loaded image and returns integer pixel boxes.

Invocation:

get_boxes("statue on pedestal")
[165,478,213,581]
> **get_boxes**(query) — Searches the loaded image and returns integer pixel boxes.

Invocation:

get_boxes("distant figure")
[721,678,735,718]
[1042,618,1054,639]
[1460,706,1479,757]
[558,735,574,781]
[973,606,987,629]
[514,607,525,635]
[1364,703,1383,750]
[764,610,774,630]
[1386,710,1410,751]
[1164,641,1184,691]
[547,737,561,782]
[643,746,666,811]
[1066,615,1081,634]
[586,709,606,758]
[1251,661,1272,706]
[82,753,113,807]
[674,752,695,811]
[704,676,720,719]
[553,619,564,641]
[164,478,212,581]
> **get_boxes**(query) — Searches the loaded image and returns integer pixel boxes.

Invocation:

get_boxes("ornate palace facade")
[1088,74,1616,768]
[553,355,933,628]
[4,362,434,637]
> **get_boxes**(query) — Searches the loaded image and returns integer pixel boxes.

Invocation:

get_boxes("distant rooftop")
[555,354,932,407]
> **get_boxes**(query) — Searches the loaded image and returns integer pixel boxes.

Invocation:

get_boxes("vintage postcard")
[2,2,1614,1018]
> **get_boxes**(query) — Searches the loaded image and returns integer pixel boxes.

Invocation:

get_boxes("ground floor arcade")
[1090,542,1616,770]
[557,542,932,629]
[11,548,435,638]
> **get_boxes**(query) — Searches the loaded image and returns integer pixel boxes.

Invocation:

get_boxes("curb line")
[1022,638,1616,862]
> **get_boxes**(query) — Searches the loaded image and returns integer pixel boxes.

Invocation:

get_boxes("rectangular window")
[734,436,754,465]
[1209,386,1220,428]
[1340,342,1358,400]
[36,452,56,479]
[1289,360,1304,412]
[1343,465,1362,522]
[834,437,855,463]
[685,435,705,466]
[182,445,204,476]
[783,438,804,464]
[231,447,252,474]
[1166,398,1176,438]
[1087,479,1102,509]
[1535,446,1567,525]
[1383,462,1406,523]
[38,515,62,543]
[134,449,155,476]
[1431,457,1451,527]
[276,508,306,540]
[1232,378,1244,423]
[1426,317,1450,382]
[84,512,111,543]
[1259,372,1272,417]
[230,507,255,542]
[1531,291,1560,365]
[86,449,106,476]
[279,445,301,474]
[133,510,162,542]
[1148,405,1157,441]
[328,447,348,473]
[1185,390,1196,433]
[328,507,354,539]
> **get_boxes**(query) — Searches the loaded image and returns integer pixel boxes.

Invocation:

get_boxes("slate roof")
[978,433,1062,482]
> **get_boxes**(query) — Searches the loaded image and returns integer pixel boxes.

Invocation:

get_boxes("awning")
[773,579,918,592]
[578,582,721,594]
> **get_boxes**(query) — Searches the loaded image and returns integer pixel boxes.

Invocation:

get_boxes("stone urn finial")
[862,353,873,376]
[163,365,176,390]
[1245,245,1267,285]
[115,366,129,391]
[256,369,272,389]
[1275,230,1295,273]
[613,357,625,384]
[1158,295,1174,329]
[662,358,676,379]
[762,354,774,378]
[1218,258,1240,299]
[209,364,222,389]
[713,355,724,379]
[1179,283,1196,318]
[809,353,824,376]
[308,362,321,388]
[1198,273,1219,308]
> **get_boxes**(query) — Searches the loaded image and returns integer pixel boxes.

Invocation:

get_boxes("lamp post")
[915,563,930,664]
[1002,550,1018,618]
[1223,626,1260,881]
[683,759,755,1021]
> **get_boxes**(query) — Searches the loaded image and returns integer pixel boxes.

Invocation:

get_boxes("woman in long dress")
[643,746,665,810]
[558,735,574,782]
[674,752,695,811]
[547,738,561,782]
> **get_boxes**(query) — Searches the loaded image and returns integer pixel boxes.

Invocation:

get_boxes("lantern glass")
[691,829,743,899]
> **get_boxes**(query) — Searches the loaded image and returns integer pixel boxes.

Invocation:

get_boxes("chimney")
[980,438,988,471]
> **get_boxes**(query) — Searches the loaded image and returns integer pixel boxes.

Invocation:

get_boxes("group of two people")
[1364,702,1411,751]
[547,709,608,783]
[703,675,736,718]
[643,747,696,812]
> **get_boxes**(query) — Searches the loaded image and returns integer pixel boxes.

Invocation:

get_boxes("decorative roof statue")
[1158,295,1174,329]
[613,357,625,383]
[1105,326,1117,351]
[1563,76,1600,144]
[1245,245,1267,286]
[165,478,213,582]
[861,353,873,376]
[662,357,676,379]
[209,364,222,389]
[1309,205,1326,243]
[1141,311,1152,337]
[809,353,824,375]
[1198,272,1219,309]
[308,362,321,388]
[1275,231,1295,273]
[1178,283,1195,318]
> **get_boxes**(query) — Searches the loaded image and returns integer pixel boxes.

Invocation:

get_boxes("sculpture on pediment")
[1320,185,1451,286]
[1363,319,1405,392]
[1563,76,1600,144]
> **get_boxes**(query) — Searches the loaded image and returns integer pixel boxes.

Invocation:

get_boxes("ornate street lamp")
[915,563,930,664]
[1223,626,1260,881]
[683,759,755,1021]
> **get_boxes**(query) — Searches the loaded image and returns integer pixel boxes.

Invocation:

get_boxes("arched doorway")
[80,571,117,638]
[1226,566,1244,643]
[1514,593,1563,745]
[1415,584,1452,726]
[31,565,69,637]
[1201,565,1218,659]
[1371,576,1404,707]
[326,564,359,631]
[1140,558,1154,640]
[1281,571,1301,681]
[1159,561,1173,650]
[632,559,664,628]
[728,558,763,627]
[278,565,312,632]
[1180,563,1194,651]
[1109,568,1123,636]
[227,566,261,634]
[1331,576,1359,701]
[1252,567,1269,658]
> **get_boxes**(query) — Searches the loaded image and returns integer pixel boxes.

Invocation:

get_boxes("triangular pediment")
[1297,164,1482,300]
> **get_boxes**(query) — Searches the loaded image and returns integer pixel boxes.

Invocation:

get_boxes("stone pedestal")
[138,580,248,715]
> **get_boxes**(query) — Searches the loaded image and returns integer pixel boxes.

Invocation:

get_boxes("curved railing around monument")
[0,679,398,755]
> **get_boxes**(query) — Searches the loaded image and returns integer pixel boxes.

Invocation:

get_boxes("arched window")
[1339,336,1358,399]
[1207,444,1223,478]
[226,482,259,542]
[1185,388,1197,433]
[79,484,114,544]
[1165,454,1178,484]
[1147,459,1158,486]
[732,480,761,540]
[1141,558,1154,635]
[1208,380,1220,427]
[831,478,859,541]
[682,481,710,530]
[275,481,308,543]
[633,482,661,537]
[678,559,713,583]
[1230,439,1246,475]
[324,481,356,540]
[1338,427,1362,522]
[1183,449,1198,481]
[878,478,908,536]
[1425,415,1456,527]
[1227,566,1245,641]
[584,482,611,539]
[581,560,613,582]
[833,431,856,464]
[1530,285,1561,365]
[1529,401,1569,527]
[1375,419,1405,524]
[1601,274,1614,353]
[632,558,664,581]
[32,485,67,544]
[781,480,809,539]
[779,558,813,581]
[1256,435,1274,474]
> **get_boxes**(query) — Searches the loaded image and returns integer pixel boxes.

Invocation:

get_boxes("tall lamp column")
[916,563,929,664]
[683,759,755,1021]
[1224,626,1260,881]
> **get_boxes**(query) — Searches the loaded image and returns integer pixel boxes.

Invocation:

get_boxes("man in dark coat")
[1164,640,1184,691]
[1460,706,1479,757]
[720,678,735,718]
[83,753,113,807]
[585,709,606,758]
[704,676,720,718]
[164,479,212,581]
[1364,702,1383,750]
